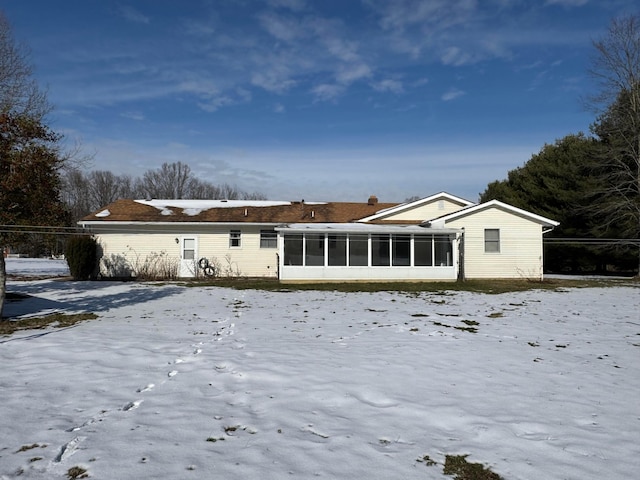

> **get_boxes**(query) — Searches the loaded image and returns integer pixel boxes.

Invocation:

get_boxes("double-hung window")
[484,229,500,253]
[260,230,277,248]
[229,230,242,248]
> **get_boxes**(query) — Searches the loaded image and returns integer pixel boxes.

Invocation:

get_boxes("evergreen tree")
[0,12,67,317]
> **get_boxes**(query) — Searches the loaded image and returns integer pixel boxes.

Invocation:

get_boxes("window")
[229,230,241,248]
[434,234,453,266]
[484,229,500,253]
[283,235,303,265]
[182,238,195,260]
[371,234,390,266]
[260,229,277,248]
[305,234,325,266]
[392,235,410,266]
[414,235,433,266]
[349,235,368,266]
[328,235,347,266]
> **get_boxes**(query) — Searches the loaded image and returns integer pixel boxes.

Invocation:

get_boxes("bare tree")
[61,168,91,221]
[0,13,49,120]
[137,161,192,199]
[87,170,135,210]
[588,13,640,273]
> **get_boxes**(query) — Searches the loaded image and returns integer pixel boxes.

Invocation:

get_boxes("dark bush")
[65,236,98,280]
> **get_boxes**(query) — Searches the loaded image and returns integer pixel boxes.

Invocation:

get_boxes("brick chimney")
[367,195,378,205]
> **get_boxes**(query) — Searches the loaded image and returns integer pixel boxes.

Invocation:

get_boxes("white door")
[180,237,198,278]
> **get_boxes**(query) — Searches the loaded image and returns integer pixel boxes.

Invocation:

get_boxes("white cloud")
[545,0,588,6]
[371,78,404,94]
[440,46,475,66]
[258,12,305,42]
[117,5,150,24]
[266,0,307,11]
[251,70,297,94]
[274,103,285,113]
[441,88,465,101]
[336,63,372,84]
[311,83,345,102]
[120,111,145,121]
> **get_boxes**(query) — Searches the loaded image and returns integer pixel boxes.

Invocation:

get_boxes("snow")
[94,209,110,218]
[1,259,639,479]
[135,199,328,216]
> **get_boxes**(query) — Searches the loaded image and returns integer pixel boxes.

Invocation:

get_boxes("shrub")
[65,236,98,280]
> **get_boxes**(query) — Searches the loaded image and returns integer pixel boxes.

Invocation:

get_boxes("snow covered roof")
[135,199,302,217]
[80,198,398,225]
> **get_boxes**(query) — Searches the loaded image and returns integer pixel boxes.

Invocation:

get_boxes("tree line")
[62,161,266,223]
[480,15,640,274]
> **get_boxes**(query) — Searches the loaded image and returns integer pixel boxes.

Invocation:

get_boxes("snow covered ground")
[1,259,638,479]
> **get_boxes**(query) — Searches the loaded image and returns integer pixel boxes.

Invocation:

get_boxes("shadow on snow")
[2,279,184,319]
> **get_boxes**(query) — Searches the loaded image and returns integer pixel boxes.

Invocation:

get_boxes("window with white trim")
[260,229,277,248]
[229,230,241,248]
[484,229,500,253]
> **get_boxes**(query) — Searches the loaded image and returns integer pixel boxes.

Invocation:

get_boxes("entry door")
[180,237,198,278]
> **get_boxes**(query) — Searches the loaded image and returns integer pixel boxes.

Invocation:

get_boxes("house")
[79,192,559,282]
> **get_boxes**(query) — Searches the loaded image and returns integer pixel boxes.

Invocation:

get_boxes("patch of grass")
[183,276,637,293]
[67,466,89,479]
[15,443,41,453]
[416,454,438,466]
[454,326,478,333]
[0,313,98,336]
[443,454,502,480]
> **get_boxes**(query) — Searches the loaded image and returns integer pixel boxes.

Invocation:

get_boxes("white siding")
[446,209,544,279]
[93,224,278,278]
[383,199,467,222]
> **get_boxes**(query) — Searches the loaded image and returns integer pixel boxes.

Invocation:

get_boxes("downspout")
[457,229,465,282]
[541,225,556,280]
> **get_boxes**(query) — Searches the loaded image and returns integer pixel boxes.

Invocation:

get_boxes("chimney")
[367,195,378,205]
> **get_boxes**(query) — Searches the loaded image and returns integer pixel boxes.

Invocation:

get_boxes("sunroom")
[276,223,461,282]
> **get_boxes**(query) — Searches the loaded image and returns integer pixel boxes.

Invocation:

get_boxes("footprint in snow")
[123,400,143,411]
[136,384,155,393]
[54,436,85,463]
[168,370,178,378]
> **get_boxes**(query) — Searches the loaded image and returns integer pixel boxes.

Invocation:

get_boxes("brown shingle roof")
[80,199,400,224]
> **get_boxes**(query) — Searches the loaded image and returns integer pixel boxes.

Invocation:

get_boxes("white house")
[79,192,558,282]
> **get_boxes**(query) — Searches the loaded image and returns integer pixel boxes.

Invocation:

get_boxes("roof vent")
[367,195,378,205]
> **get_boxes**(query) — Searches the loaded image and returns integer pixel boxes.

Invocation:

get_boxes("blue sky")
[2,0,637,202]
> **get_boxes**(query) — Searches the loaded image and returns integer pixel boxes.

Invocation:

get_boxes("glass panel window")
[349,234,368,266]
[305,234,325,266]
[229,230,241,248]
[371,234,390,266]
[183,238,195,260]
[328,235,347,266]
[414,235,433,266]
[260,229,277,248]
[392,234,411,266]
[484,229,500,253]
[283,235,303,265]
[434,235,453,266]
